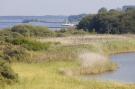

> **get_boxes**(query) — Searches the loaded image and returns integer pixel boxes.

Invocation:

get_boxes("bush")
[56,28,88,36]
[56,33,67,37]
[0,44,31,62]
[3,46,30,62]
[0,29,23,42]
[21,40,51,51]
[0,60,18,84]
[11,25,56,37]
[6,37,51,51]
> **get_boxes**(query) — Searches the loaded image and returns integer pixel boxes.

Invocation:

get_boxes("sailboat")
[62,19,75,27]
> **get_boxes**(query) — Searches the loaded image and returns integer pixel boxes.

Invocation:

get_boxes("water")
[84,53,135,83]
[0,16,67,30]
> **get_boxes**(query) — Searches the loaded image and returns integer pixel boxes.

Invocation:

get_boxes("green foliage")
[0,29,23,42]
[3,46,30,62]
[0,60,18,84]
[98,7,108,14]
[68,14,87,22]
[11,25,55,37]
[77,15,94,31]
[0,28,52,51]
[0,43,31,62]
[56,28,88,37]
[78,8,135,34]
[6,37,51,51]
[21,40,51,51]
[3,62,135,89]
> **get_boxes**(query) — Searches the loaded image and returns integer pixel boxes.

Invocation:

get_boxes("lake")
[0,16,67,30]
[84,53,135,83]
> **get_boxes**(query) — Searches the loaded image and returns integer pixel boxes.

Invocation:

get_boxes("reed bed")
[3,35,135,89]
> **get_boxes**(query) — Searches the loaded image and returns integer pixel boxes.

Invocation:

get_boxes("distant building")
[123,5,135,11]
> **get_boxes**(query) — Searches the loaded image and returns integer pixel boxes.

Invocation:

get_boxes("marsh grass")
[2,62,135,89]
[78,61,117,75]
[30,35,135,75]
[2,35,135,89]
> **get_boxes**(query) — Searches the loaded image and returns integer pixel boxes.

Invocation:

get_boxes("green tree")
[77,7,135,34]
[98,7,108,14]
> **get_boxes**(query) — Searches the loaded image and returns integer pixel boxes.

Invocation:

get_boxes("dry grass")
[2,62,135,89]
[3,34,135,89]
[37,34,132,45]
[78,52,117,75]
[60,52,117,75]
[79,52,108,67]
[34,35,135,75]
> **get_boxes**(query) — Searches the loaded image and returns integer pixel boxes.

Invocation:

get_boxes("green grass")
[1,25,135,89]
[28,38,135,75]
[2,62,135,89]
[97,39,135,54]
[2,35,135,89]
[0,60,18,85]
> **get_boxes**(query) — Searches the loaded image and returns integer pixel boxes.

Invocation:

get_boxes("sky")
[0,0,135,16]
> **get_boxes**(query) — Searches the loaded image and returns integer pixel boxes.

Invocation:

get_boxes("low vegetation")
[0,60,18,86]
[0,25,135,89]
[6,37,53,51]
[55,28,89,37]
[11,25,55,37]
[3,62,135,89]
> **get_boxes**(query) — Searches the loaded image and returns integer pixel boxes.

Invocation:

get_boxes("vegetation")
[3,62,135,89]
[77,7,135,34]
[55,28,89,37]
[78,61,117,75]
[0,43,21,85]
[11,25,55,37]
[0,60,18,85]
[0,24,135,89]
[0,25,57,85]
[1,45,31,62]
[6,37,53,51]
[68,14,87,22]
[0,24,89,38]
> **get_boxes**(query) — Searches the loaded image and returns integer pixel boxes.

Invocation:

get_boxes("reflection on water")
[84,53,135,83]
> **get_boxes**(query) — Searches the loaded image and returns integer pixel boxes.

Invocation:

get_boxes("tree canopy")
[77,8,135,34]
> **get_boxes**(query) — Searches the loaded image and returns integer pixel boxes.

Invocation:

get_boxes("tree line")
[77,7,135,34]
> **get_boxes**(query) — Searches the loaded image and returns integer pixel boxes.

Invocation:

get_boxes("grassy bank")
[3,62,135,89]
[1,25,135,89]
[36,35,135,75]
[2,35,135,89]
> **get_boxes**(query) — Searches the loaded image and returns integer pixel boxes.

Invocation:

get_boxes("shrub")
[6,37,51,51]
[0,29,23,42]
[3,46,30,62]
[0,60,18,84]
[0,44,31,62]
[21,40,51,51]
[11,25,56,37]
[56,33,67,37]
[56,28,88,36]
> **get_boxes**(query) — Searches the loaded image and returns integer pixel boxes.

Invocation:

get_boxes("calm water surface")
[84,53,135,83]
[0,16,67,30]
